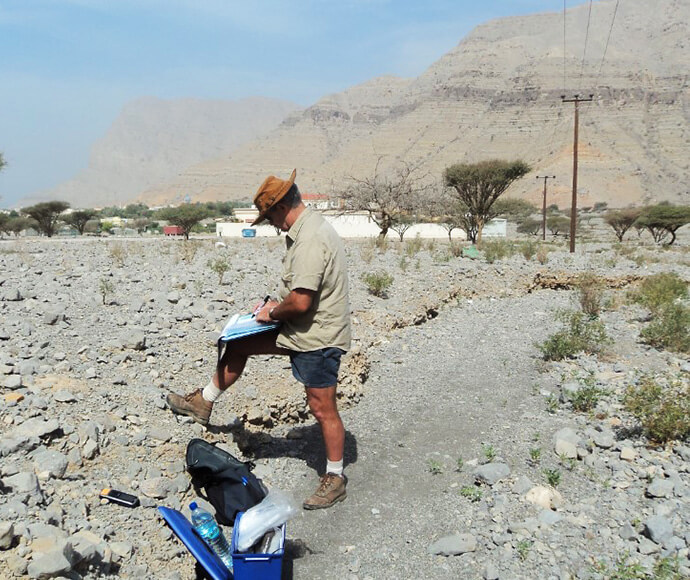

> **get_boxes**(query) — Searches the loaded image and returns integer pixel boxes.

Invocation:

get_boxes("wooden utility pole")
[561,94,593,253]
[535,175,555,241]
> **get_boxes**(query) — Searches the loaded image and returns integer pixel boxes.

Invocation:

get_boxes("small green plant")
[640,302,689,354]
[456,457,464,472]
[427,459,443,475]
[207,256,231,285]
[557,453,576,471]
[623,373,690,444]
[459,486,483,502]
[570,383,608,412]
[528,447,541,464]
[99,278,114,305]
[449,241,463,257]
[545,393,559,414]
[398,255,408,272]
[426,239,436,252]
[628,272,688,313]
[362,271,394,297]
[359,243,375,264]
[538,310,610,361]
[543,468,561,487]
[178,239,202,263]
[482,444,497,462]
[483,239,515,264]
[516,540,532,562]
[591,553,647,579]
[520,240,537,261]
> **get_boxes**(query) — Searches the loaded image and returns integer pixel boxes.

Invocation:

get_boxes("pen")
[252,295,271,317]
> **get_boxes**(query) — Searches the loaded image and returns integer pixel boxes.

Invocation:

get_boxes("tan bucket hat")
[251,169,297,225]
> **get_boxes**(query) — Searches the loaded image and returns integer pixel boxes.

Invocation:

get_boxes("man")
[167,169,352,510]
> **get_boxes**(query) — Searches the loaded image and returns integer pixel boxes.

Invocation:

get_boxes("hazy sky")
[0,0,570,208]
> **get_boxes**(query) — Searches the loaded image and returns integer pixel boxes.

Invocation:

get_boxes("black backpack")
[185,438,267,525]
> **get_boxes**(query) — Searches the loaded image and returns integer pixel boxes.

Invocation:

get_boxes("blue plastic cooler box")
[231,512,286,580]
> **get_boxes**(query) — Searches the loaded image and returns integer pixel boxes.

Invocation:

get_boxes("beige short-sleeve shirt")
[275,208,351,352]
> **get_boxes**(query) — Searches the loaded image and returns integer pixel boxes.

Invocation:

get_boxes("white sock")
[326,459,343,477]
[202,381,222,403]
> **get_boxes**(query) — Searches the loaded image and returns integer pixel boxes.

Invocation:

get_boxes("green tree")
[492,198,537,224]
[444,159,531,245]
[517,217,542,236]
[547,215,571,236]
[157,204,211,240]
[64,209,98,235]
[604,208,642,242]
[4,216,38,236]
[22,201,70,237]
[636,203,690,246]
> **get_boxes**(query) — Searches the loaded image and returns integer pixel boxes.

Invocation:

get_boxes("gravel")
[0,233,688,579]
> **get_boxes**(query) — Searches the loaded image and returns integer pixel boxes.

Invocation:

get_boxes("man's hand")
[255,289,315,323]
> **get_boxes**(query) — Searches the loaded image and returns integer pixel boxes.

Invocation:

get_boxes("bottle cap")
[190,502,198,510]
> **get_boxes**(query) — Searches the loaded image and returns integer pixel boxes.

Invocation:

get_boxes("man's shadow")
[210,421,358,475]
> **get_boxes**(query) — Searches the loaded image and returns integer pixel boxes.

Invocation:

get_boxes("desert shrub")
[576,273,604,318]
[109,242,127,267]
[449,241,463,257]
[640,303,690,353]
[483,239,515,264]
[362,271,393,297]
[375,236,389,253]
[99,278,114,305]
[405,234,424,257]
[519,240,537,260]
[359,242,375,264]
[571,383,608,412]
[426,238,436,252]
[176,239,202,263]
[539,310,610,361]
[623,374,690,444]
[629,273,688,313]
[207,255,231,285]
[536,245,550,264]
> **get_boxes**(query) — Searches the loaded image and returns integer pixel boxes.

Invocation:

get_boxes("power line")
[594,0,621,89]
[578,0,594,88]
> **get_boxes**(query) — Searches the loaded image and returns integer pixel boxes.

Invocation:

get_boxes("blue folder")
[158,506,233,580]
[219,313,280,343]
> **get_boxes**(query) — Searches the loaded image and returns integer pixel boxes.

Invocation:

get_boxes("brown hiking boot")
[166,389,213,425]
[303,473,347,510]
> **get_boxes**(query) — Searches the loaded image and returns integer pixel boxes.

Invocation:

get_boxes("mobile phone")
[99,488,140,508]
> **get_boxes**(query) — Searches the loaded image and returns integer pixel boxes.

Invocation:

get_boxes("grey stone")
[644,515,674,544]
[140,477,174,499]
[512,475,533,495]
[4,471,41,494]
[483,562,500,580]
[474,462,511,485]
[4,374,23,389]
[121,329,147,351]
[638,535,660,555]
[646,479,674,499]
[6,553,28,575]
[427,533,477,556]
[538,509,562,526]
[33,450,69,479]
[166,291,180,304]
[27,541,73,579]
[110,541,133,560]
[82,439,98,460]
[619,522,637,541]
[53,390,77,403]
[0,520,15,549]
[11,418,61,439]
[593,432,615,449]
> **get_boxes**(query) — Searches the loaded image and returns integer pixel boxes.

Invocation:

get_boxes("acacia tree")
[636,203,690,246]
[22,201,70,237]
[444,159,530,246]
[604,208,642,242]
[157,204,210,240]
[339,159,429,240]
[64,209,98,235]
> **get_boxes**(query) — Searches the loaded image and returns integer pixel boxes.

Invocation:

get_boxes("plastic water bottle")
[190,502,233,569]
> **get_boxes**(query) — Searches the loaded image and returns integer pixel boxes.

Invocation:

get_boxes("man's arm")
[255,288,315,323]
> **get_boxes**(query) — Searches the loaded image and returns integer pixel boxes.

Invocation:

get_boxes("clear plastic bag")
[236,489,298,552]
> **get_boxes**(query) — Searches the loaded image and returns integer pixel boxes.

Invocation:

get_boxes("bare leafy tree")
[157,204,210,241]
[547,215,570,236]
[22,201,70,237]
[604,208,642,242]
[444,159,530,246]
[636,203,690,246]
[339,159,430,240]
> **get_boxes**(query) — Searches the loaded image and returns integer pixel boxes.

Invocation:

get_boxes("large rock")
[427,533,477,556]
[473,462,511,485]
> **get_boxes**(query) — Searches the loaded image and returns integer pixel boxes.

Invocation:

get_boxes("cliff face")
[41,96,301,207]
[139,0,688,208]
[53,0,690,208]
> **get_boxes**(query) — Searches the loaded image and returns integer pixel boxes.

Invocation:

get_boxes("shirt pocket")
[281,271,294,292]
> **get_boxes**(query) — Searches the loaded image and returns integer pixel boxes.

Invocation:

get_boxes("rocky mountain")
[38,96,301,208]
[139,0,689,209]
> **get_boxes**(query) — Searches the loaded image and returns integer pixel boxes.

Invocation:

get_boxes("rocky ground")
[0,230,688,579]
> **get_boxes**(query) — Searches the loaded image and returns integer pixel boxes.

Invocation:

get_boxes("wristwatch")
[268,307,277,320]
